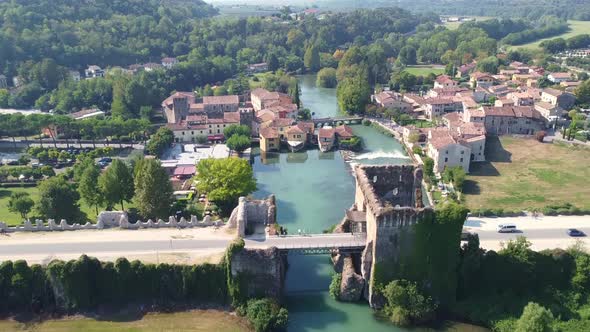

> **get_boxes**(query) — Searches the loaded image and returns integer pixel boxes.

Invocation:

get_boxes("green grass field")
[0,310,249,332]
[404,66,445,76]
[0,185,136,226]
[463,137,590,211]
[511,20,590,50]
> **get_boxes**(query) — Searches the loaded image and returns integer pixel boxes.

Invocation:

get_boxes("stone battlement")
[0,213,221,233]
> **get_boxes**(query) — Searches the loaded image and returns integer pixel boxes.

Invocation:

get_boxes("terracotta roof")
[542,88,564,98]
[256,109,276,123]
[260,127,279,139]
[426,98,456,105]
[459,122,486,137]
[335,125,354,138]
[435,75,455,84]
[318,127,336,139]
[224,112,240,123]
[162,92,195,108]
[429,132,457,149]
[203,95,239,105]
[549,72,571,79]
[471,71,494,80]
[286,125,305,135]
[296,122,315,134]
[162,57,177,63]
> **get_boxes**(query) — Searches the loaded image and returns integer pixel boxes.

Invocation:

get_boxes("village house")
[470,72,496,88]
[456,62,476,78]
[318,127,336,152]
[250,88,297,113]
[541,88,576,110]
[427,87,469,98]
[259,127,280,152]
[285,122,314,152]
[247,63,269,74]
[547,72,573,84]
[69,108,105,120]
[203,95,240,117]
[161,57,178,69]
[424,98,464,120]
[480,106,546,135]
[143,63,163,72]
[442,112,486,162]
[85,65,104,78]
[507,92,534,106]
[426,130,471,174]
[433,75,458,89]
[373,91,412,112]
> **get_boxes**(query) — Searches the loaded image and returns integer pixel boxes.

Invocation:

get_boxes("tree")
[398,46,417,66]
[226,135,251,152]
[575,79,590,106]
[133,158,173,219]
[316,68,338,88]
[224,125,251,139]
[297,108,311,120]
[0,89,9,108]
[304,45,320,72]
[265,52,279,72]
[515,302,554,332]
[78,164,103,215]
[423,157,435,180]
[146,127,174,157]
[245,298,289,332]
[7,192,35,220]
[477,56,500,74]
[195,158,256,214]
[37,177,81,221]
[99,159,134,210]
[382,279,437,326]
[337,72,371,115]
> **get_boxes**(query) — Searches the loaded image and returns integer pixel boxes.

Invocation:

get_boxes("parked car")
[567,229,585,237]
[497,224,518,233]
[99,157,113,163]
[461,231,478,241]
[98,161,109,168]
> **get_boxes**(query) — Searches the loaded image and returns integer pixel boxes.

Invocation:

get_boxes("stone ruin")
[0,212,222,233]
[227,195,276,237]
[332,164,433,307]
[230,246,286,302]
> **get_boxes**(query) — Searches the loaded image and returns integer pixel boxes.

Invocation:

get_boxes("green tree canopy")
[337,71,371,115]
[515,302,554,332]
[304,45,321,72]
[7,192,35,220]
[224,124,251,139]
[37,176,81,222]
[78,163,104,215]
[146,127,174,157]
[226,135,251,152]
[316,68,338,88]
[98,159,134,210]
[133,158,173,219]
[195,158,256,214]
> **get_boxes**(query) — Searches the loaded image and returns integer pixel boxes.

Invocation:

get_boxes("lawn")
[0,310,249,332]
[511,20,590,50]
[463,136,590,211]
[0,185,136,226]
[404,66,445,76]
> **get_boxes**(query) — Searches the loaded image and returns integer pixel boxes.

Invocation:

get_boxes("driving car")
[567,228,585,237]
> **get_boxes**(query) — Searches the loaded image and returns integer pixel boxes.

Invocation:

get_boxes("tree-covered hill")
[0,0,218,73]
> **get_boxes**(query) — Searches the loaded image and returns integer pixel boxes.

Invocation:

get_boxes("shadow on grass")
[485,136,512,163]
[0,189,11,199]
[468,161,500,177]
[462,179,481,195]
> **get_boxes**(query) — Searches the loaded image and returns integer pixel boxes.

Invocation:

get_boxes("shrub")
[535,130,547,142]
[382,279,437,326]
[245,298,288,332]
[362,119,371,126]
[329,273,342,300]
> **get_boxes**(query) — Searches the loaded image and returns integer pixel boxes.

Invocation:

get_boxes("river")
[252,74,413,332]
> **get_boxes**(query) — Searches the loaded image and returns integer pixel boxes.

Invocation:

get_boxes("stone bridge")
[312,116,363,127]
[244,233,366,255]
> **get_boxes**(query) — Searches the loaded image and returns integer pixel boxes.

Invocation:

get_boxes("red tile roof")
[203,95,239,105]
[318,127,336,139]
[260,127,279,139]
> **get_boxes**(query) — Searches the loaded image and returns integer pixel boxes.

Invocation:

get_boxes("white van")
[497,224,517,233]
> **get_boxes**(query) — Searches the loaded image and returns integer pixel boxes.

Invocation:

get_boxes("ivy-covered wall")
[372,202,467,309]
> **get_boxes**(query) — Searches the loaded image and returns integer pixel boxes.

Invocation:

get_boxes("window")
[461,151,464,155]
[445,150,448,154]
[444,157,448,162]
[217,129,220,134]
[460,158,463,162]
[191,131,194,135]
[480,145,482,150]
[181,131,184,135]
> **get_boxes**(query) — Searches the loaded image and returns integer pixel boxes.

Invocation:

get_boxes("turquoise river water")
[251,75,486,332]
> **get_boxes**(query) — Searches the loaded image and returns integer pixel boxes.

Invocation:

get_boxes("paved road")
[0,233,365,261]
[475,227,590,241]
[0,238,231,257]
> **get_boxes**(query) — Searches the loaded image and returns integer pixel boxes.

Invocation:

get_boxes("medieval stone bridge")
[312,116,363,127]
[244,233,366,255]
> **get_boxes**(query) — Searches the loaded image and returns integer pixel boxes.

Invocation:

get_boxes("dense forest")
[321,0,590,21]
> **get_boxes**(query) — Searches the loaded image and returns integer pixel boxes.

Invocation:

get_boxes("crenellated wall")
[0,213,222,233]
[228,195,276,237]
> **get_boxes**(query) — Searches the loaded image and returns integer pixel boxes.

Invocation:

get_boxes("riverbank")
[0,309,250,332]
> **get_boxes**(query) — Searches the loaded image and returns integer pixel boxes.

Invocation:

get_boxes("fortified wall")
[228,195,276,237]
[344,165,433,307]
[0,213,221,233]
[230,246,286,302]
